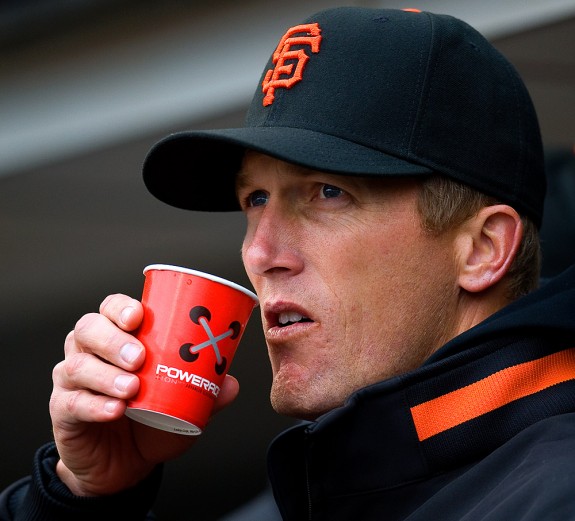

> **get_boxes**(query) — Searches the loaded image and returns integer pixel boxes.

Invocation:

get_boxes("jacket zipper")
[305,429,313,520]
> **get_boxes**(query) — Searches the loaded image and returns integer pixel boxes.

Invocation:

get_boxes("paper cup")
[125,264,258,435]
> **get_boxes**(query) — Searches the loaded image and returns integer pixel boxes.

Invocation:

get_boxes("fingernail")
[114,374,136,392]
[120,306,136,325]
[104,400,118,414]
[120,342,142,364]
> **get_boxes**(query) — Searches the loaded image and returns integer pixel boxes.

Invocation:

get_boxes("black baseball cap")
[143,7,546,226]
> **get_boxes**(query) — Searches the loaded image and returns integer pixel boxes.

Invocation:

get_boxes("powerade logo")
[154,305,243,399]
[155,364,221,398]
[178,305,242,375]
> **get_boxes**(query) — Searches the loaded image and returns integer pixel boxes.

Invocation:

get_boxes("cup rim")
[143,264,258,303]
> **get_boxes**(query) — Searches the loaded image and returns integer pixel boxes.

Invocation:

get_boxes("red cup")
[125,264,258,435]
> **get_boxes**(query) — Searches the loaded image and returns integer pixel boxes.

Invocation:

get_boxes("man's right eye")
[247,190,269,207]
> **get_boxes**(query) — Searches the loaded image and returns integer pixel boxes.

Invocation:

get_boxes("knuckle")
[73,313,119,353]
[64,390,83,415]
[99,293,120,315]
[74,312,102,338]
[49,387,82,418]
[99,293,131,316]
[64,352,89,382]
[63,330,76,355]
[64,330,75,343]
[52,360,65,383]
[48,388,63,417]
[99,294,143,330]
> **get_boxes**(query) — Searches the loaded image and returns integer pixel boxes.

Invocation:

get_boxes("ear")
[456,205,523,293]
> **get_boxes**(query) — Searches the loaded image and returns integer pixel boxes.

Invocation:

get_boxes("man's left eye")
[319,184,344,199]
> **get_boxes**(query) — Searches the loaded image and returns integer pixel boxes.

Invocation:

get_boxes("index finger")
[99,294,144,332]
[70,312,145,372]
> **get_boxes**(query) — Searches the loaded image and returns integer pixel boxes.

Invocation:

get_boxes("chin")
[270,388,340,421]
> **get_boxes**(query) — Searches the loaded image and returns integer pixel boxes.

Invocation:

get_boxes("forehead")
[236,151,384,196]
[236,151,314,186]
[235,150,421,196]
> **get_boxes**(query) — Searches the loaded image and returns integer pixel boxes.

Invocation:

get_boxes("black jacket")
[268,265,575,519]
[2,265,575,520]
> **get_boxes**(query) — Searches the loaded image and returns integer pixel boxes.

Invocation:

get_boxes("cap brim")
[142,127,433,211]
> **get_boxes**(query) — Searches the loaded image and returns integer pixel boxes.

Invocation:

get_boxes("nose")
[242,205,304,279]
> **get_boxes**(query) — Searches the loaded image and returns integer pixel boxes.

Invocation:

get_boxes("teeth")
[278,311,308,325]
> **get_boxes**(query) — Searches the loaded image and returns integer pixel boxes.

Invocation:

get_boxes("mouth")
[265,303,315,330]
[277,311,314,328]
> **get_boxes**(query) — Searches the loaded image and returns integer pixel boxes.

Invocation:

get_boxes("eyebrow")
[234,167,252,194]
[235,155,357,199]
[236,160,318,186]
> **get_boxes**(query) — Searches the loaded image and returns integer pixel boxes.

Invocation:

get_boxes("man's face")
[238,152,460,420]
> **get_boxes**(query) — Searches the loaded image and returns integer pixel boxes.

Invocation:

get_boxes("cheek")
[322,235,441,361]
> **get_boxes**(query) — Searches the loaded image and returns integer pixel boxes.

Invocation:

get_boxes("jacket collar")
[269,266,575,500]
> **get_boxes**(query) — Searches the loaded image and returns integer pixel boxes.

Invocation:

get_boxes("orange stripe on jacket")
[411,348,575,442]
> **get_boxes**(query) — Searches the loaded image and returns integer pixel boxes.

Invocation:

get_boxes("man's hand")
[49,294,240,496]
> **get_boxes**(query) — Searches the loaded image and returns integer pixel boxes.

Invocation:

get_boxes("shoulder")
[462,413,575,519]
[415,414,575,521]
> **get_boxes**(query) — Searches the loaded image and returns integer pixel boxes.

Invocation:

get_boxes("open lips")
[277,311,313,327]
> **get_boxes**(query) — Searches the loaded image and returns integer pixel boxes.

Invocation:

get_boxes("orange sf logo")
[262,23,322,106]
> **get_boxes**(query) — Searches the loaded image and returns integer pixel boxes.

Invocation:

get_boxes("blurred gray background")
[1,0,574,519]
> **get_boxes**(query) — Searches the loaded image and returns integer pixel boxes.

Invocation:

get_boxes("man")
[2,6,575,520]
